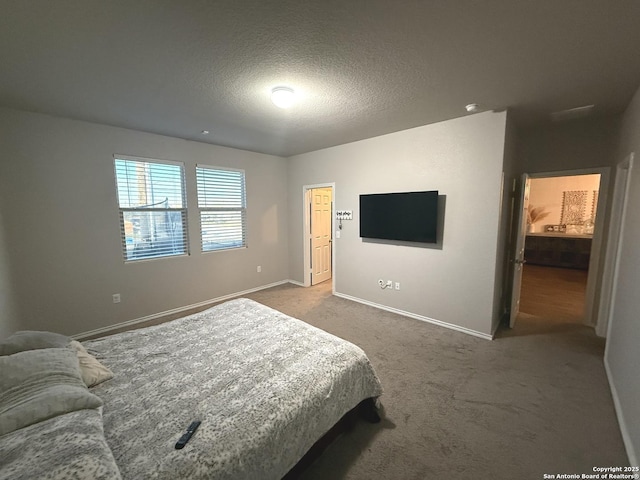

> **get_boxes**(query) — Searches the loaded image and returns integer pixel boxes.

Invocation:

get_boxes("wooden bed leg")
[359,397,381,423]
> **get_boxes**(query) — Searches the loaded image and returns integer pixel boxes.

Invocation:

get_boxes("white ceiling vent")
[550,104,595,122]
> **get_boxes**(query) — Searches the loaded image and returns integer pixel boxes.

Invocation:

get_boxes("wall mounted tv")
[359,190,439,243]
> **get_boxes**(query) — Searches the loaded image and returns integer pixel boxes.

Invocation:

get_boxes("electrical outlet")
[395,282,400,290]
[386,280,393,288]
[112,293,121,304]
[257,266,262,273]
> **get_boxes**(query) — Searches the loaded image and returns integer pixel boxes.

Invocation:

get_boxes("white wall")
[606,85,640,466]
[288,111,508,337]
[0,108,289,336]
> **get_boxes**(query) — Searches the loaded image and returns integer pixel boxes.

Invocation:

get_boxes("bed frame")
[283,398,381,478]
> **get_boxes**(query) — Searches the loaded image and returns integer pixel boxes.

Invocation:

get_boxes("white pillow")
[0,348,103,436]
[69,340,114,388]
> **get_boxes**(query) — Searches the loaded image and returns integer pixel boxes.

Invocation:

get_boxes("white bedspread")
[86,298,382,480]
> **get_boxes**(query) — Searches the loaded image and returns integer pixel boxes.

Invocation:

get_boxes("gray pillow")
[0,330,71,356]
[0,347,103,436]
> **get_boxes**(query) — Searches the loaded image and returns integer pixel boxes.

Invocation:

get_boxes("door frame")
[598,154,634,337]
[302,183,335,291]
[509,174,530,327]
[511,167,610,328]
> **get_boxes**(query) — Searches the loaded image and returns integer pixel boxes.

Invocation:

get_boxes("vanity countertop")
[526,232,593,239]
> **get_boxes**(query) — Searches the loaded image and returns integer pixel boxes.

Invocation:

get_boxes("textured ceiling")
[1,0,639,157]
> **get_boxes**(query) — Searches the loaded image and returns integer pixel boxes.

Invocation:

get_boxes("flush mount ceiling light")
[465,103,479,113]
[271,87,295,109]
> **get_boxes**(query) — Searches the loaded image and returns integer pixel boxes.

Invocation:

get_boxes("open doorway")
[520,174,600,324]
[302,184,334,288]
[509,167,610,333]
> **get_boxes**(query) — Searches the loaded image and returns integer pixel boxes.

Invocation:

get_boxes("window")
[114,156,188,261]
[196,165,246,252]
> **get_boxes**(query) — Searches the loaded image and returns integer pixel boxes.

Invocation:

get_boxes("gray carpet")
[246,281,628,479]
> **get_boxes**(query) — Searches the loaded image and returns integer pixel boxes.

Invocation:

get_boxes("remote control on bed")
[175,421,201,449]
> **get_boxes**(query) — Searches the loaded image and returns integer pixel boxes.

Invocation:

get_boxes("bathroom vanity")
[524,233,592,270]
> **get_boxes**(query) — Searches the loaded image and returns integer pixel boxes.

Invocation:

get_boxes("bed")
[81,297,383,479]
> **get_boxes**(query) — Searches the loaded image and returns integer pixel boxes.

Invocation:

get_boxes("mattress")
[85,298,383,480]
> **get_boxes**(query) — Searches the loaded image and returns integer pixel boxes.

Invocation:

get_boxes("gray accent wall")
[517,116,622,328]
[517,115,621,172]
[0,207,19,339]
[288,111,508,337]
[0,108,289,336]
[607,85,640,466]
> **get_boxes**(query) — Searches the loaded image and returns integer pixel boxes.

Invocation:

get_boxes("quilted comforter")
[86,298,383,480]
[0,408,122,480]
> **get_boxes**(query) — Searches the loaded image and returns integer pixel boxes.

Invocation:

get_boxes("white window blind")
[196,165,246,252]
[114,156,189,261]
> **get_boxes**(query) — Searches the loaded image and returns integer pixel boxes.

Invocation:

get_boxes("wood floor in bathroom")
[519,264,588,324]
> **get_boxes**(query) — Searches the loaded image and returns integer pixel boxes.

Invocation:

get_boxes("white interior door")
[310,188,332,285]
[509,174,531,328]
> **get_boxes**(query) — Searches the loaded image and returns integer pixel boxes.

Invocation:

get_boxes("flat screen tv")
[360,190,438,243]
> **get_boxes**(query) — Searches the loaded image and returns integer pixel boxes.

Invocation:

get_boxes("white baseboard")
[287,279,305,287]
[604,355,638,467]
[333,292,493,341]
[73,280,291,340]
